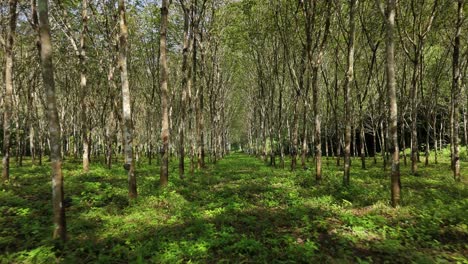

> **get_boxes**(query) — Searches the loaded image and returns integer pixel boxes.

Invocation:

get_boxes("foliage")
[1,151,467,263]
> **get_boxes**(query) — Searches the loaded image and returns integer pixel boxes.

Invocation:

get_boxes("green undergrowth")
[1,152,467,263]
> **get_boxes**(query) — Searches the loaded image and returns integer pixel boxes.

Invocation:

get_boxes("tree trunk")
[30,125,36,164]
[360,121,366,169]
[425,118,430,166]
[410,58,419,175]
[381,121,387,170]
[119,0,137,198]
[291,95,299,171]
[2,0,18,182]
[343,0,356,186]
[80,0,90,173]
[312,67,322,181]
[378,0,401,207]
[179,4,191,179]
[192,0,205,169]
[451,0,463,182]
[278,83,285,169]
[160,0,170,186]
[38,0,66,241]
[401,120,407,166]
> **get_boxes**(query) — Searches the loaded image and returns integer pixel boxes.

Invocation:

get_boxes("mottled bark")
[192,0,205,169]
[179,1,191,179]
[38,0,66,241]
[410,58,419,175]
[343,0,356,186]
[160,0,170,186]
[80,0,90,172]
[312,67,322,181]
[2,0,18,182]
[360,122,366,169]
[119,0,137,198]
[291,96,299,171]
[451,0,463,182]
[378,0,400,206]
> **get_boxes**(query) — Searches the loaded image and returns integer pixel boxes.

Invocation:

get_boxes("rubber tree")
[160,0,170,186]
[1,0,18,182]
[38,0,67,241]
[343,0,356,186]
[451,0,464,182]
[119,0,137,198]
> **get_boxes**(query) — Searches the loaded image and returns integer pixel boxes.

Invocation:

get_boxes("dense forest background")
[0,0,467,263]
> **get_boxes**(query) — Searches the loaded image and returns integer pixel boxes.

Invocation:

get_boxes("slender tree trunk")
[38,0,66,241]
[425,118,430,166]
[360,121,366,169]
[179,4,191,179]
[38,132,43,166]
[325,133,329,161]
[371,126,376,164]
[440,121,444,152]
[192,0,205,169]
[301,101,307,169]
[2,0,18,182]
[401,120,407,166]
[105,125,113,169]
[343,0,356,186]
[119,0,137,198]
[452,0,463,182]
[278,84,285,169]
[312,67,322,181]
[381,121,387,170]
[291,95,299,171]
[410,58,419,175]
[80,0,90,172]
[378,0,400,206]
[160,0,170,186]
[30,125,35,164]
[464,108,468,150]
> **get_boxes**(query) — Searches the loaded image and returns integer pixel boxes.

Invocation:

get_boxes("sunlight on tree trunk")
[119,0,137,198]
[38,0,66,241]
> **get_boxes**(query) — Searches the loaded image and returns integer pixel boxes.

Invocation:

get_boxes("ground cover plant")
[1,152,467,263]
[2,0,468,263]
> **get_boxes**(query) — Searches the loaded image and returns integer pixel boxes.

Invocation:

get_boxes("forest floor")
[1,152,467,263]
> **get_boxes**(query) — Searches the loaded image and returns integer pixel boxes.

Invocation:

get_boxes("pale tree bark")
[38,0,66,241]
[2,0,18,182]
[192,0,206,169]
[451,0,463,182]
[119,0,137,198]
[377,0,400,207]
[343,0,356,186]
[160,0,170,186]
[80,0,90,172]
[278,74,285,169]
[178,0,191,179]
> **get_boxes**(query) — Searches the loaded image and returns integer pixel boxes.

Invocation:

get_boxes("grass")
[0,151,467,263]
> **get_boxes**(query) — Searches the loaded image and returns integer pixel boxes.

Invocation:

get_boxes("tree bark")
[343,0,356,186]
[119,0,137,198]
[451,0,463,182]
[378,0,401,206]
[160,0,170,186]
[192,0,205,169]
[38,0,66,241]
[2,0,18,182]
[80,0,90,173]
[312,66,322,181]
[179,1,191,179]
